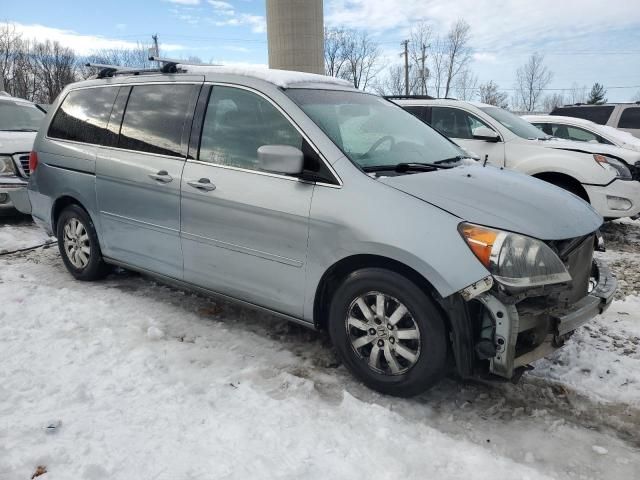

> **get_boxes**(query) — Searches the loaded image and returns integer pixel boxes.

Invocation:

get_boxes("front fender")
[508,149,616,186]
[303,158,489,322]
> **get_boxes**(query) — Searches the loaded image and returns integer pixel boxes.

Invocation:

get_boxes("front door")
[180,85,314,317]
[96,82,200,279]
[431,106,506,166]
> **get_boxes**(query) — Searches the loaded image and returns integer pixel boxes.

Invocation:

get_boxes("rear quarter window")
[618,107,640,129]
[47,87,119,145]
[550,106,614,125]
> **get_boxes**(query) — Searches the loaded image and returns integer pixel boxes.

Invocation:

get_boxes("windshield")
[285,89,465,169]
[0,101,45,131]
[480,106,549,140]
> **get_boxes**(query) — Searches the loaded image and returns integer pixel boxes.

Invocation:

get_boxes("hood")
[0,131,37,155]
[541,138,639,161]
[379,164,602,241]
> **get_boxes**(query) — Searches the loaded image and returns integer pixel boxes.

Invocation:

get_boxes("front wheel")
[328,268,448,397]
[57,205,110,281]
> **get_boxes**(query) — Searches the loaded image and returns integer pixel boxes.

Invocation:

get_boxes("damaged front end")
[454,225,616,381]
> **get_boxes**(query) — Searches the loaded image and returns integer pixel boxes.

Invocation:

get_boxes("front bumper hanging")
[476,259,616,379]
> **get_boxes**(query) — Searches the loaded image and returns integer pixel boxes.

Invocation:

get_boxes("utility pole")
[401,40,409,96]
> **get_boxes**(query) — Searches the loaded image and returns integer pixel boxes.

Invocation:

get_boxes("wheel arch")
[51,195,91,232]
[532,171,590,202]
[313,254,444,331]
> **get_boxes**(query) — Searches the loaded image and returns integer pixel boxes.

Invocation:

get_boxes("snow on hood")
[600,125,640,151]
[0,130,37,155]
[182,65,353,88]
[379,164,602,241]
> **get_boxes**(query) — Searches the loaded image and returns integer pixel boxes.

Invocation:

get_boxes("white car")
[0,93,45,213]
[392,98,640,219]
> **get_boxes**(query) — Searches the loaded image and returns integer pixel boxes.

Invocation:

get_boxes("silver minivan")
[26,63,616,396]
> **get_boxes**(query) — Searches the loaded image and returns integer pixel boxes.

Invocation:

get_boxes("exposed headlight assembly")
[594,154,632,180]
[459,223,571,288]
[0,155,16,176]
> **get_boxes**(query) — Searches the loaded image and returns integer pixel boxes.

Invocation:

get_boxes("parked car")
[391,98,640,219]
[0,93,45,213]
[551,103,640,139]
[25,64,615,396]
[523,114,640,179]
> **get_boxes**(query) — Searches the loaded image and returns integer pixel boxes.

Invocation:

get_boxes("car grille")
[12,153,30,177]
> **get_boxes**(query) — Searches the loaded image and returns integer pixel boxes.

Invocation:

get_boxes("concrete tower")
[266,0,324,74]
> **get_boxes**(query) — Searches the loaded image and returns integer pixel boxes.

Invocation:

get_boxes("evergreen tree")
[586,83,607,105]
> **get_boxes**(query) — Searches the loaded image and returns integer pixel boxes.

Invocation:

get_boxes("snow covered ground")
[1,216,639,479]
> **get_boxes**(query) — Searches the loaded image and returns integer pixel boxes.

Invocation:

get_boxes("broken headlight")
[459,223,571,288]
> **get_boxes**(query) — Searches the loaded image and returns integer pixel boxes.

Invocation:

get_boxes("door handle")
[149,170,173,183]
[187,178,216,191]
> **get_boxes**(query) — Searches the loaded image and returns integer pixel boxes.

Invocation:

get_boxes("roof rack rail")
[84,63,164,79]
[148,56,221,73]
[384,94,435,100]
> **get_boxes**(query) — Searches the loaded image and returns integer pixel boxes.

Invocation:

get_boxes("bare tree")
[430,37,447,98]
[542,92,565,112]
[373,65,405,96]
[478,80,508,108]
[342,30,380,90]
[514,52,553,112]
[32,40,77,103]
[567,82,587,104]
[442,19,472,98]
[408,22,432,95]
[324,28,348,78]
[454,68,477,100]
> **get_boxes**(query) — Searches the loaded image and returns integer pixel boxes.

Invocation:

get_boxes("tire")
[328,268,447,397]
[56,204,110,281]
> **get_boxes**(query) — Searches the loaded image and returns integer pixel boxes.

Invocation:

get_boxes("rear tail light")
[29,151,38,172]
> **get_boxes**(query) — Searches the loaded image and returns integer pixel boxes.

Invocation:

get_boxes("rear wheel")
[57,205,110,281]
[328,268,447,397]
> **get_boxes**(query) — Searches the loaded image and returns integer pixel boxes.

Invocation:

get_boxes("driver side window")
[430,107,494,140]
[199,86,303,171]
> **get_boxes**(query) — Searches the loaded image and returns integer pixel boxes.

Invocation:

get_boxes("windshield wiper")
[1,128,38,132]
[363,161,455,173]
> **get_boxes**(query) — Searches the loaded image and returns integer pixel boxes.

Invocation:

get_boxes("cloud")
[165,0,201,5]
[326,0,640,50]
[10,23,184,55]
[473,52,497,63]
[208,0,233,10]
[223,45,251,53]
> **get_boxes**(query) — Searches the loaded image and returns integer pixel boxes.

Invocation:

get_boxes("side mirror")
[257,145,304,175]
[472,126,500,142]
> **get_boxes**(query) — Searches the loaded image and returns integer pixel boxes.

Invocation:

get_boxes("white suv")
[392,98,640,219]
[0,93,45,213]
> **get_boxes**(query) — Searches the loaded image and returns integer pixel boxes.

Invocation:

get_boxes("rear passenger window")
[199,86,303,170]
[118,84,193,157]
[48,87,118,145]
[618,108,640,129]
[550,106,614,125]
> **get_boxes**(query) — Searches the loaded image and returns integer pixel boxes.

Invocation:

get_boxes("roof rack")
[384,94,435,100]
[149,56,221,73]
[85,63,165,79]
[85,56,222,79]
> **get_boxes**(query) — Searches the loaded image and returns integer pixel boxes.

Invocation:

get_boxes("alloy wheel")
[62,217,91,269]
[345,291,421,375]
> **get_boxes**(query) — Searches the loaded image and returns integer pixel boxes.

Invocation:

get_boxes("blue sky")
[5,0,640,101]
